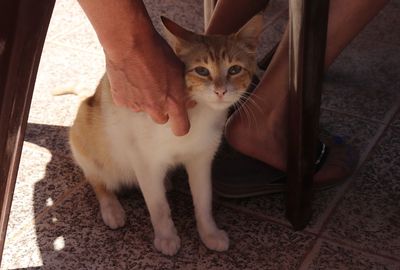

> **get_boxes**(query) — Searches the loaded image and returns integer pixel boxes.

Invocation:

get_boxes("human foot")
[223,108,358,191]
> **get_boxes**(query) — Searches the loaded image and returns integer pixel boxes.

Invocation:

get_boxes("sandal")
[211,45,359,198]
[212,132,358,198]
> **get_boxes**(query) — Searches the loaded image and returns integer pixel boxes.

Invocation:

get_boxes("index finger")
[166,99,190,136]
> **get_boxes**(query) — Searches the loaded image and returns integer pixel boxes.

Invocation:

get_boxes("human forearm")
[78,0,157,60]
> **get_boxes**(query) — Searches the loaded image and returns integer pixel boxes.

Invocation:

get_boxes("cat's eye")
[194,66,210,76]
[228,65,242,75]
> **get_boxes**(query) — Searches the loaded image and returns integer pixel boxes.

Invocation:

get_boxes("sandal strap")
[315,141,329,171]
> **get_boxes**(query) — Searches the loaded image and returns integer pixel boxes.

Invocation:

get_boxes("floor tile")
[5,145,82,240]
[210,109,382,230]
[322,126,400,259]
[143,0,204,34]
[306,240,400,270]
[49,22,102,55]
[322,39,400,122]
[46,0,89,41]
[358,0,400,47]
[5,184,315,270]
[391,110,400,128]
[4,0,400,269]
[24,122,71,159]
[30,42,104,126]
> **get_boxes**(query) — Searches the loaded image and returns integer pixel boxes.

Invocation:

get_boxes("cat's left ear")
[234,14,264,52]
[161,16,200,56]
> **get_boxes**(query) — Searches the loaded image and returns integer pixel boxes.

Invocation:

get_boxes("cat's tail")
[51,84,94,100]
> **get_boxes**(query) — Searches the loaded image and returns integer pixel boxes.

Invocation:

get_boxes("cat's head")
[162,15,263,110]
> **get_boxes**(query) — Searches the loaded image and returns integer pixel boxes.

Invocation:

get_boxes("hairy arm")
[78,0,190,136]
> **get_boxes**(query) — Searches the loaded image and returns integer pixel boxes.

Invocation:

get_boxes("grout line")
[309,121,388,233]
[175,187,318,235]
[386,96,400,126]
[298,112,398,268]
[320,235,400,263]
[46,40,105,57]
[297,238,323,270]
[45,20,86,43]
[298,236,400,269]
[215,199,295,230]
[320,106,388,125]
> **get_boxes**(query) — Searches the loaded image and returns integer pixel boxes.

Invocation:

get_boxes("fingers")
[147,109,169,124]
[167,99,190,136]
[186,99,197,109]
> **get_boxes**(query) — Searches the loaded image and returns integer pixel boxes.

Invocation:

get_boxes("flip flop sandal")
[212,133,358,198]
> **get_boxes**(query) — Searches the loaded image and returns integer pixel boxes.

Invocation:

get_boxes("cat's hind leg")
[89,177,126,229]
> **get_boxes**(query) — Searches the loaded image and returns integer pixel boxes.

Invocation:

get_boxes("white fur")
[70,81,234,255]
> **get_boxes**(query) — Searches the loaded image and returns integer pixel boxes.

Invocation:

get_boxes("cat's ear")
[161,16,200,56]
[234,14,264,52]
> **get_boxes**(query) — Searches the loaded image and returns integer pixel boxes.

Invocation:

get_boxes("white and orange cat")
[69,15,262,256]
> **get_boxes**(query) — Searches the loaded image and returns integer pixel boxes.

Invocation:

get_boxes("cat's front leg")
[135,164,181,256]
[91,180,126,229]
[186,156,229,252]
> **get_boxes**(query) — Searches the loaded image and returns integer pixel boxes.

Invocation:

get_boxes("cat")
[69,15,263,256]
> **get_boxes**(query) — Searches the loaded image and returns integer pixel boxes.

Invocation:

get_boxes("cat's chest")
[109,105,226,160]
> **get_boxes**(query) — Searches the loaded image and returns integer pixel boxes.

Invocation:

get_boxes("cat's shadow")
[16,122,197,269]
[20,123,142,269]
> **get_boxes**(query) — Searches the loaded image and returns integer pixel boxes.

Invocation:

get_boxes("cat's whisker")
[240,92,262,130]
[245,97,263,115]
[234,96,252,128]
[239,92,264,116]
[237,95,258,130]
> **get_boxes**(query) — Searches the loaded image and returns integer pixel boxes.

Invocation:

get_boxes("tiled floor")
[2,0,400,269]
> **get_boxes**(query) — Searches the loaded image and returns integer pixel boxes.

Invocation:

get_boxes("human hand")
[105,33,192,136]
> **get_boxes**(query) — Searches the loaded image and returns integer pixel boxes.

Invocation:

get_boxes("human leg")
[207,0,389,185]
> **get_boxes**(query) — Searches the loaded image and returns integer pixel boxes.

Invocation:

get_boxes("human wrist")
[103,25,160,63]
[78,0,159,62]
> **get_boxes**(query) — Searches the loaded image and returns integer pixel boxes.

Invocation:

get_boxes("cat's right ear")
[234,14,264,53]
[161,16,200,56]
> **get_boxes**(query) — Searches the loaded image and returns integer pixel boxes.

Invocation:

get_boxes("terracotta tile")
[307,240,400,270]
[322,126,400,258]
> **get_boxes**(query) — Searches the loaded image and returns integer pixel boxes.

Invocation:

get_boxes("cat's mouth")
[206,96,240,110]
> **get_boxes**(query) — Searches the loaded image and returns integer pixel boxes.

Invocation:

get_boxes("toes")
[200,229,229,252]
[154,234,181,256]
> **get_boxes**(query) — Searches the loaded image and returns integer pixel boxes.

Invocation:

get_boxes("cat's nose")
[214,88,227,97]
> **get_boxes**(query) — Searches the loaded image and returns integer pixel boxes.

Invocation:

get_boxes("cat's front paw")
[100,200,126,229]
[200,229,229,252]
[154,234,181,256]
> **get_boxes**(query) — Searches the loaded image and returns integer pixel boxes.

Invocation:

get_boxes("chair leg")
[286,0,330,230]
[204,0,218,30]
[0,0,55,263]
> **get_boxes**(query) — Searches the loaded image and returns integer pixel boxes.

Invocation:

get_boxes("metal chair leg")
[0,0,55,263]
[286,0,330,230]
[204,0,218,30]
